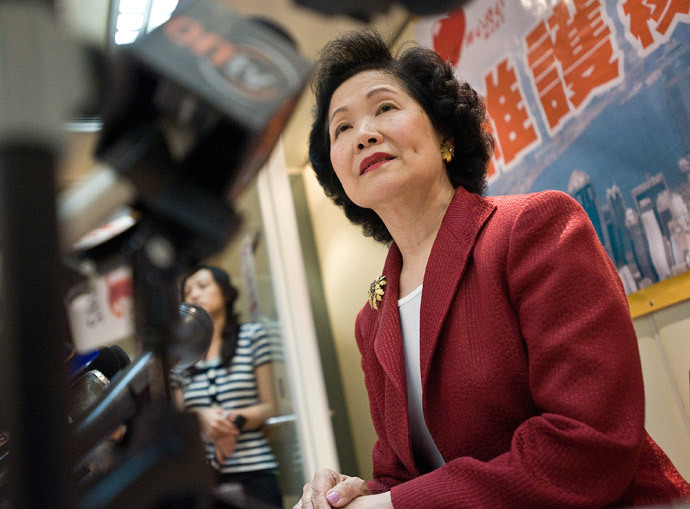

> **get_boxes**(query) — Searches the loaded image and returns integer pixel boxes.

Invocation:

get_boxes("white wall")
[634,300,690,480]
[301,167,387,479]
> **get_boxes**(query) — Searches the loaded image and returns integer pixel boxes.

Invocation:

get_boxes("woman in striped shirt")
[172,264,282,507]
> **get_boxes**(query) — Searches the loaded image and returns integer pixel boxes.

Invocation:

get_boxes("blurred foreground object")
[294,0,472,20]
[60,0,312,263]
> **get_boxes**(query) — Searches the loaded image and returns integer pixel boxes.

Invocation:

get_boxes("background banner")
[415,0,690,295]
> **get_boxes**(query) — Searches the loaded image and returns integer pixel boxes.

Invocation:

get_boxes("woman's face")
[182,269,226,319]
[327,70,448,211]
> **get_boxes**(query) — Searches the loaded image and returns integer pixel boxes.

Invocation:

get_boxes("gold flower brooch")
[368,275,387,310]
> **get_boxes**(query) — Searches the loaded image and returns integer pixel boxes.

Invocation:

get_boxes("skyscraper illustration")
[639,197,673,280]
[606,185,637,268]
[625,208,658,286]
[631,173,669,236]
[606,184,643,290]
[568,170,612,258]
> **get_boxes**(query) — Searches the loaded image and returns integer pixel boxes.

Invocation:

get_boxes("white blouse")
[398,284,445,471]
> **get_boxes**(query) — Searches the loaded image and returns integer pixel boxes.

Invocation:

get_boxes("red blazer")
[355,187,690,508]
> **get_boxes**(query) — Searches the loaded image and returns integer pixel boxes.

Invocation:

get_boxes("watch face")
[233,415,247,431]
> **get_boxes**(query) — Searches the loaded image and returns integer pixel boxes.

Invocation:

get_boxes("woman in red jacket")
[295,29,690,508]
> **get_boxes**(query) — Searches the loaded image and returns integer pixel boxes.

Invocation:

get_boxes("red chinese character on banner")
[484,57,539,171]
[657,0,690,34]
[526,0,623,133]
[618,0,690,54]
[526,22,570,131]
[619,0,661,49]
[432,8,466,66]
[461,0,506,51]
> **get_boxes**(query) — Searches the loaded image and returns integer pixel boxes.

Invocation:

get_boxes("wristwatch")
[232,414,246,431]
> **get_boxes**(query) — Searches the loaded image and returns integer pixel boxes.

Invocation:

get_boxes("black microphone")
[67,346,132,482]
[68,345,132,422]
[71,304,213,462]
[0,346,134,489]
[174,302,215,369]
[59,0,311,261]
[99,345,132,374]
[85,345,132,381]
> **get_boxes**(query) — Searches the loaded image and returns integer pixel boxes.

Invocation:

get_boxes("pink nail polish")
[326,491,341,504]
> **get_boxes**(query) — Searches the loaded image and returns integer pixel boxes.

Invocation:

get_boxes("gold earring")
[441,144,454,163]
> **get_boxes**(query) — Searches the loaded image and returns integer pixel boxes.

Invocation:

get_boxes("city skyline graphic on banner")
[416,0,690,294]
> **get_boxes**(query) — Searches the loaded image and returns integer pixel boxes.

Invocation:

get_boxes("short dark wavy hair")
[309,29,494,244]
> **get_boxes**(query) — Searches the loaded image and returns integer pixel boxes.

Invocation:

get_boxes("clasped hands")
[294,468,392,508]
[196,407,241,464]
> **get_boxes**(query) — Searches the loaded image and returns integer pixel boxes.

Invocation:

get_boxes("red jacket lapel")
[419,188,495,399]
[372,244,405,394]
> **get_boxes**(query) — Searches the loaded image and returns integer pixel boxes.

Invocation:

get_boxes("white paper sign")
[67,264,134,352]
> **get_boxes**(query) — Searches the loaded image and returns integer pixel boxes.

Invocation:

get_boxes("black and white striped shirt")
[171,321,278,474]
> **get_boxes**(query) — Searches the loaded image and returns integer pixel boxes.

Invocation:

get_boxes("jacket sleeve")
[388,191,647,508]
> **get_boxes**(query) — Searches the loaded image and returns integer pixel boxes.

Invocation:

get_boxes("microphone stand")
[0,2,84,508]
[0,147,75,509]
[73,216,216,509]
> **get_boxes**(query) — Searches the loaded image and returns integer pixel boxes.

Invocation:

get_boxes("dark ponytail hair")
[180,264,240,374]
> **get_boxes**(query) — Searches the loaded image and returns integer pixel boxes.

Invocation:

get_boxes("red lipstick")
[360,152,394,174]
